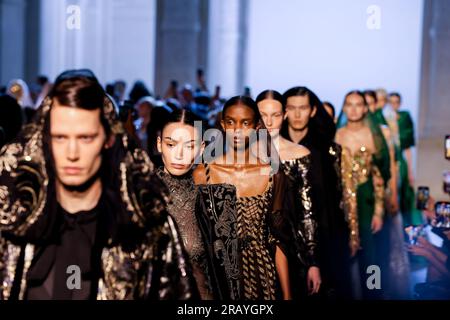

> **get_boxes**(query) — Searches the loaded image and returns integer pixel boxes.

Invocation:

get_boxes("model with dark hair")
[256,90,321,297]
[281,86,351,299]
[155,109,212,299]
[194,96,298,300]
[0,69,197,300]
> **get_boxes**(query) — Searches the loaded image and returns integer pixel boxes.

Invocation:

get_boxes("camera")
[443,171,450,195]
[432,201,450,229]
[416,186,430,210]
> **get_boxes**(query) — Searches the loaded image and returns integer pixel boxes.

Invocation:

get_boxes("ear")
[157,136,162,153]
[220,119,226,131]
[104,135,115,149]
[311,106,317,118]
[283,113,288,121]
[255,120,262,130]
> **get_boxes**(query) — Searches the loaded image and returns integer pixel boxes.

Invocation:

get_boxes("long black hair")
[281,86,336,143]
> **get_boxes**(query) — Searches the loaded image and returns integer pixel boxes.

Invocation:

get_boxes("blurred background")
[0,0,449,198]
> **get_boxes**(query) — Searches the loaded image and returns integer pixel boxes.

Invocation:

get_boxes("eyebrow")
[286,104,309,108]
[50,132,99,137]
[163,137,177,142]
[224,116,253,122]
[163,137,196,144]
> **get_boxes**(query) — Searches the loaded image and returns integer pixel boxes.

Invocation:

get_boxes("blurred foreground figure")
[0,70,197,300]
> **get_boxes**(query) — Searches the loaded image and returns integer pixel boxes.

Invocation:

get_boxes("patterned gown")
[236,178,277,300]
[196,163,279,300]
[156,169,212,299]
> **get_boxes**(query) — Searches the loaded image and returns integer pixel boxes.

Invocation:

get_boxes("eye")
[80,136,95,143]
[274,113,282,117]
[52,135,66,142]
[243,121,249,126]
[226,120,234,125]
[166,142,175,148]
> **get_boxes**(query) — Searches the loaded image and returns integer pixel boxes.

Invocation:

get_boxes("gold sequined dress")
[341,146,384,298]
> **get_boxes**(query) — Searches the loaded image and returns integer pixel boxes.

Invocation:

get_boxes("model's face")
[376,93,387,109]
[285,96,315,131]
[365,94,377,112]
[221,104,258,150]
[50,102,107,188]
[343,94,367,122]
[158,123,202,176]
[257,98,283,137]
[389,95,401,111]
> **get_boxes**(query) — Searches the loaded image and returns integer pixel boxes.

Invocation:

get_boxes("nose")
[294,109,301,118]
[266,116,272,127]
[67,139,80,162]
[175,145,184,160]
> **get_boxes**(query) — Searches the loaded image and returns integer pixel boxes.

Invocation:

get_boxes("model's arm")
[275,245,292,300]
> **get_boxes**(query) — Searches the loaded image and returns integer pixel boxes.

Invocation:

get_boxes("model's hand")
[407,244,429,258]
[307,266,321,295]
[371,215,383,234]
[416,236,432,249]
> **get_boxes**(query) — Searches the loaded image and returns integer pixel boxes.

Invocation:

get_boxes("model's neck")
[346,119,365,131]
[56,178,102,214]
[288,126,308,144]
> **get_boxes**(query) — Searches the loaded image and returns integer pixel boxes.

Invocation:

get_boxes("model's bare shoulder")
[193,164,207,184]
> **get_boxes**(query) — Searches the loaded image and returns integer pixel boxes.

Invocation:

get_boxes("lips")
[171,164,188,170]
[63,167,82,175]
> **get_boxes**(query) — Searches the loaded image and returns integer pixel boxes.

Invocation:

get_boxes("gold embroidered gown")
[341,146,384,298]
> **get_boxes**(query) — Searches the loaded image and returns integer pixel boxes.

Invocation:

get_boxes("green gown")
[397,111,422,226]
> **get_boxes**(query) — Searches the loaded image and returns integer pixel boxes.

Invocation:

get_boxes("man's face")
[376,93,387,109]
[389,95,401,111]
[344,94,367,122]
[285,96,315,131]
[50,102,107,187]
[221,104,258,150]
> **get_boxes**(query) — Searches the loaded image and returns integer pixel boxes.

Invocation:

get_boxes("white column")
[207,0,247,98]
[38,0,157,90]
